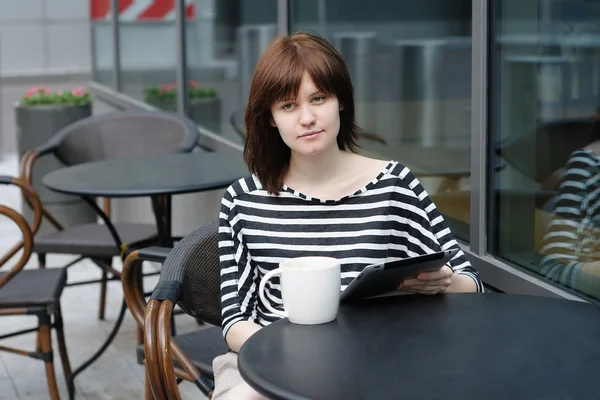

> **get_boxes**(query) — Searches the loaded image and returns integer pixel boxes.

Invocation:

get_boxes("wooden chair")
[0,176,72,399]
[122,221,228,399]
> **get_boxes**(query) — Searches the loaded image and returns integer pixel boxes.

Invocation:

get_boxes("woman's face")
[270,71,342,157]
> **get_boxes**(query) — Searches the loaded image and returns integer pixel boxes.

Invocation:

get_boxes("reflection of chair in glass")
[0,177,73,400]
[122,221,228,399]
[17,111,199,320]
[497,117,600,190]
[229,108,387,144]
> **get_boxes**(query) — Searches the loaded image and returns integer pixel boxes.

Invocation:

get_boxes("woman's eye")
[282,103,294,110]
[313,96,325,103]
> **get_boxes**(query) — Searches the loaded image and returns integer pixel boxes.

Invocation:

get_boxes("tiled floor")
[1,82,210,399]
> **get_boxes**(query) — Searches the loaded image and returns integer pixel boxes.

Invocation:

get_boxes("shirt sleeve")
[218,187,260,339]
[402,168,484,292]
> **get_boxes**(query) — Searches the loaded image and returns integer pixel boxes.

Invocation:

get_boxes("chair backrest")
[229,109,246,140]
[0,176,36,289]
[41,111,199,166]
[150,220,221,326]
[497,118,600,183]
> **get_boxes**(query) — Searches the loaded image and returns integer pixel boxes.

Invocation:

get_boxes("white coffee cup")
[258,256,341,325]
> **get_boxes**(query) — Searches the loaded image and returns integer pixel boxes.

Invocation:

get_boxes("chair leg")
[98,257,112,321]
[145,371,154,400]
[54,303,73,396]
[99,268,108,320]
[38,253,47,268]
[38,313,60,400]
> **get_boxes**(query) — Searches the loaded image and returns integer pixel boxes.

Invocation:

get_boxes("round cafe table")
[238,293,600,400]
[42,150,248,398]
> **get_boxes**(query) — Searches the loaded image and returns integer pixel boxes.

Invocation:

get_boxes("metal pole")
[317,0,327,38]
[110,0,122,91]
[175,0,189,115]
[89,7,98,82]
[277,0,290,36]
[470,0,488,256]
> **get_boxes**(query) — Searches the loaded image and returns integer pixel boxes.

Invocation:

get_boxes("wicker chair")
[0,176,72,400]
[15,111,199,320]
[122,221,228,399]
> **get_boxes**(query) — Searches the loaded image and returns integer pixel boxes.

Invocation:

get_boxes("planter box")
[15,103,97,235]
[147,97,222,133]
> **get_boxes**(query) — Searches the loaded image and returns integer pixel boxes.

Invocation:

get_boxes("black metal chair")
[15,111,199,321]
[122,221,228,399]
[0,176,73,400]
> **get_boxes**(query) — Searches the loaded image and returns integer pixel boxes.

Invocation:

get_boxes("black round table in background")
[238,293,600,400]
[42,150,248,198]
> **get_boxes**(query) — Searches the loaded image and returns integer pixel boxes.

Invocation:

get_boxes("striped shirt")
[540,149,600,289]
[218,161,483,338]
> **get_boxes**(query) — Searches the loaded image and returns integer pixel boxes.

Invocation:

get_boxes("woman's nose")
[299,105,316,126]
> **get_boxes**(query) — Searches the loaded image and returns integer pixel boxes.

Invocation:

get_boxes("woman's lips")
[299,130,323,138]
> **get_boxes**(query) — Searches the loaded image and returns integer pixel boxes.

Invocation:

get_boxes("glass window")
[91,0,114,87]
[117,1,177,110]
[290,0,473,242]
[185,0,278,145]
[490,0,600,300]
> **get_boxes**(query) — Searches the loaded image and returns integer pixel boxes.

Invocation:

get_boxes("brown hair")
[243,32,360,194]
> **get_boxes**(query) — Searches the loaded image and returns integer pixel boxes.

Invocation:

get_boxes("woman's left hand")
[398,265,453,295]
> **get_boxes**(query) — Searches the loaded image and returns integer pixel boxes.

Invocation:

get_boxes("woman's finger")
[402,277,452,289]
[416,266,453,281]
[405,286,441,295]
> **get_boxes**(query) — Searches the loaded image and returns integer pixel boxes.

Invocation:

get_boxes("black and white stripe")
[541,150,600,288]
[218,161,483,337]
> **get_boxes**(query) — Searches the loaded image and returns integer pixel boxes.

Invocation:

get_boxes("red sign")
[91,0,196,21]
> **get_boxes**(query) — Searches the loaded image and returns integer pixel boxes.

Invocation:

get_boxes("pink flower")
[159,83,177,93]
[71,87,86,97]
[188,80,200,88]
[44,89,52,94]
[25,86,44,97]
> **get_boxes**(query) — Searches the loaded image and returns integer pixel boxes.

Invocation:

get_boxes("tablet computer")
[339,249,459,303]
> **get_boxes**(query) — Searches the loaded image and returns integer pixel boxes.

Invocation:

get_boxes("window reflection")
[490,0,600,300]
[291,0,473,242]
[539,112,600,298]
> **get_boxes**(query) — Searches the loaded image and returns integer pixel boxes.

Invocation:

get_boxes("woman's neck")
[286,147,350,188]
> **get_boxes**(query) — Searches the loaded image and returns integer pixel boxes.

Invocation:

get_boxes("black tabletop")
[42,151,248,197]
[238,293,600,400]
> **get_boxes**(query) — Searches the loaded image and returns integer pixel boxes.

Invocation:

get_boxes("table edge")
[238,319,314,400]
[41,176,239,198]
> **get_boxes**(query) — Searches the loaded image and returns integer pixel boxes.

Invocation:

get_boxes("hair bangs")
[259,46,339,109]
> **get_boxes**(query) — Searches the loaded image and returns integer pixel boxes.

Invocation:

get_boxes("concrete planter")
[15,103,97,235]
[147,96,222,133]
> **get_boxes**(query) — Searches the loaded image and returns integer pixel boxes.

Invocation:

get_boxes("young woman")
[215,32,483,399]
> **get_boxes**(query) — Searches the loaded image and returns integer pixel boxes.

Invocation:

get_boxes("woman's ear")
[339,103,344,111]
[269,116,277,127]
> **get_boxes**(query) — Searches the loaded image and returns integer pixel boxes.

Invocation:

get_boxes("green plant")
[20,86,91,107]
[144,80,218,104]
